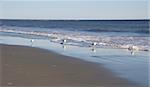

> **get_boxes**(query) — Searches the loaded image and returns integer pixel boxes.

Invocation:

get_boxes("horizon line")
[0,18,149,21]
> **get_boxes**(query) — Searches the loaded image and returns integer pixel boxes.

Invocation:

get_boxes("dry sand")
[0,44,140,87]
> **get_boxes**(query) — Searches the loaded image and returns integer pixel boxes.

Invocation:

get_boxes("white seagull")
[30,39,34,43]
[60,39,67,44]
[91,42,97,47]
[30,39,34,46]
[128,45,139,51]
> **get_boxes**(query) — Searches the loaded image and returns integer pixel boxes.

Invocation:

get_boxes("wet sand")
[0,44,140,87]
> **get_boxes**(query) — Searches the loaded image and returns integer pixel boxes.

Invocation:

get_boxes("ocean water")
[0,20,149,51]
[0,20,149,86]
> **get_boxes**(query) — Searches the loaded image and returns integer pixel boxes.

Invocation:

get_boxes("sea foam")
[0,26,149,51]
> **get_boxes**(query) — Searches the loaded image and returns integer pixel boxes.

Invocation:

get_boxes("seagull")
[30,39,34,46]
[30,39,34,43]
[91,42,97,47]
[128,45,139,55]
[60,39,67,44]
[128,45,139,51]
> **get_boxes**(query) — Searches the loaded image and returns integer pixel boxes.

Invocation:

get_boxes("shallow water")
[0,26,149,51]
[0,35,149,87]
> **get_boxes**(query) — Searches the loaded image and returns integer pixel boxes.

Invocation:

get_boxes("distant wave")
[0,20,149,33]
[85,28,149,33]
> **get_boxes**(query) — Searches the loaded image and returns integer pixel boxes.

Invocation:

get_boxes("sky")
[0,0,149,20]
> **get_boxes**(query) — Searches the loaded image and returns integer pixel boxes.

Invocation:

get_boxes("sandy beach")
[0,44,140,87]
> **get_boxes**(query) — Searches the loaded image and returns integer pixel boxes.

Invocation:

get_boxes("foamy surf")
[0,26,149,51]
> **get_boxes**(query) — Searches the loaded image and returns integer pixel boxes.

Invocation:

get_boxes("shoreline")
[0,44,141,87]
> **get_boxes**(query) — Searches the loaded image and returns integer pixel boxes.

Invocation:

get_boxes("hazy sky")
[0,0,149,20]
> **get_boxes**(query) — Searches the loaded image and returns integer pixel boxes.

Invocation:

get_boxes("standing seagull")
[91,42,97,47]
[60,39,67,45]
[30,39,34,46]
[90,42,97,52]
[30,39,34,43]
[128,45,139,55]
[128,45,139,51]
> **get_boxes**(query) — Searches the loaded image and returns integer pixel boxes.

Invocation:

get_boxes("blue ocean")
[0,20,149,33]
[0,19,149,87]
[0,19,149,50]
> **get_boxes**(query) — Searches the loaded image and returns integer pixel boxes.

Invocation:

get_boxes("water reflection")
[62,45,67,50]
[91,48,96,52]
[131,50,135,55]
